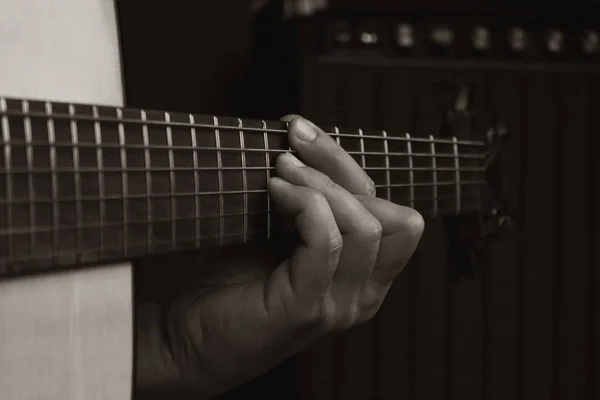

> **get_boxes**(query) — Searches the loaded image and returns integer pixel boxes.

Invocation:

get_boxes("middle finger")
[276,152,382,287]
[283,116,376,198]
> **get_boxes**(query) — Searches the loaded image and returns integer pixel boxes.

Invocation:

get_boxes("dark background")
[116,1,599,399]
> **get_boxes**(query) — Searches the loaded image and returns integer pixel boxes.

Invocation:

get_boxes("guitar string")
[0,106,484,234]
[0,108,487,147]
[0,180,485,204]
[0,139,486,160]
[1,165,484,173]
[1,203,483,265]
[0,194,483,235]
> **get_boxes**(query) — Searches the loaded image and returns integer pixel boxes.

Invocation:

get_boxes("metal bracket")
[435,79,513,280]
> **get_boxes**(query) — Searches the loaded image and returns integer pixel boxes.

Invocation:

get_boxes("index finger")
[281,115,376,198]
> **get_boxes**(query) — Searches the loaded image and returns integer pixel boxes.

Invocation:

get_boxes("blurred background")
[117,1,599,399]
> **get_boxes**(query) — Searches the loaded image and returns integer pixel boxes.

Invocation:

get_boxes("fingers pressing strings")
[275,153,381,287]
[282,116,377,198]
[267,177,342,303]
[356,195,425,286]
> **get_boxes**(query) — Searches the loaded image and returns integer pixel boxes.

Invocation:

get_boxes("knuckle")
[303,187,327,208]
[357,306,380,325]
[360,287,385,321]
[301,294,337,333]
[324,232,344,273]
[358,214,383,242]
[327,231,344,254]
[363,176,376,197]
[338,303,361,331]
[302,295,367,334]
[330,141,346,161]
[408,208,426,236]
[323,176,338,190]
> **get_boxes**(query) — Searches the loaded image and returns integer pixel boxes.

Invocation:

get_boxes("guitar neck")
[0,97,489,275]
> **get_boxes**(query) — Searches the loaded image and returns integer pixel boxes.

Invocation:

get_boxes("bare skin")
[136,116,425,399]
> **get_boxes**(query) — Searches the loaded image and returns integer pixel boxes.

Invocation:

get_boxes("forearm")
[135,300,211,400]
[135,280,316,400]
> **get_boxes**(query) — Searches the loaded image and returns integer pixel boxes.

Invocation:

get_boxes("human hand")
[136,116,425,399]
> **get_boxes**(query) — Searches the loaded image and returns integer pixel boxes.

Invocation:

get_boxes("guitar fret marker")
[45,102,59,262]
[214,116,225,245]
[406,133,415,208]
[117,108,129,255]
[165,112,177,250]
[429,135,438,217]
[189,114,201,246]
[92,106,105,256]
[68,104,82,262]
[238,119,249,243]
[141,110,153,251]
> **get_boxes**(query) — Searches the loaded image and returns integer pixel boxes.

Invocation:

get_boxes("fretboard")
[0,97,488,275]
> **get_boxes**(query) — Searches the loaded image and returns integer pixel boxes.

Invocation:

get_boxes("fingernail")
[285,153,305,167]
[294,118,318,142]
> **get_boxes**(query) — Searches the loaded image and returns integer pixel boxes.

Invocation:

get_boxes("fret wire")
[406,133,415,209]
[1,99,12,262]
[429,134,438,217]
[117,108,129,256]
[263,120,271,239]
[358,128,367,172]
[1,181,485,204]
[45,102,59,260]
[0,195,482,235]
[238,119,248,243]
[92,106,105,255]
[382,130,391,202]
[334,126,341,145]
[141,111,153,251]
[189,114,201,247]
[22,100,36,254]
[453,136,461,214]
[68,104,83,263]
[165,112,177,251]
[0,140,487,160]
[214,116,225,245]
[0,109,487,147]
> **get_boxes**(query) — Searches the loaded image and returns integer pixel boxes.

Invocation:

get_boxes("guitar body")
[0,1,133,399]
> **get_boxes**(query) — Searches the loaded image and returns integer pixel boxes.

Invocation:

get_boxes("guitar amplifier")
[295,7,600,400]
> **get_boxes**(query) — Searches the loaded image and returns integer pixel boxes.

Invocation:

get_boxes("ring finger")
[276,152,382,287]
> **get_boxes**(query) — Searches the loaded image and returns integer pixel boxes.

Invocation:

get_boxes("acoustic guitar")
[0,1,505,399]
